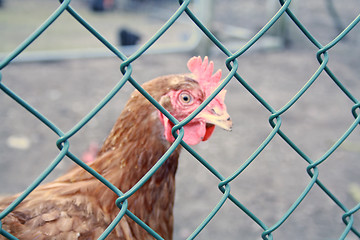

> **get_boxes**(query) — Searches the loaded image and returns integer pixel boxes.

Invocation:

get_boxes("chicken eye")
[179,92,193,104]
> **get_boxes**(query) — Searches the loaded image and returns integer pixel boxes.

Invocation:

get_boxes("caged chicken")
[0,56,232,240]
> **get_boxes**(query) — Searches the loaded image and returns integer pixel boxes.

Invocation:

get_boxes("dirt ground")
[0,1,360,239]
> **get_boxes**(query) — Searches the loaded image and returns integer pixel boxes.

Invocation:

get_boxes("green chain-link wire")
[0,0,359,239]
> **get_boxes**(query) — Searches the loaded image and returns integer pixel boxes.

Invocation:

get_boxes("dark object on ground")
[119,28,141,46]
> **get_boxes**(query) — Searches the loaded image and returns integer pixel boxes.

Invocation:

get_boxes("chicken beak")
[199,106,232,131]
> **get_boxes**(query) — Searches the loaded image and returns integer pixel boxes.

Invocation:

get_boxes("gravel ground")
[0,1,360,240]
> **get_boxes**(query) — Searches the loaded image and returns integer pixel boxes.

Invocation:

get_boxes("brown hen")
[0,56,232,240]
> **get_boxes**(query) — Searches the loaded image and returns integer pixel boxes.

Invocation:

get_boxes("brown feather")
[0,75,199,240]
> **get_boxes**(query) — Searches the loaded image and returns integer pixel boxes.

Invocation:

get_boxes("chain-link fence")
[0,0,359,239]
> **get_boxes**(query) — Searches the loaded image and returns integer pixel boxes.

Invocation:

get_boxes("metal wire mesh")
[0,0,359,239]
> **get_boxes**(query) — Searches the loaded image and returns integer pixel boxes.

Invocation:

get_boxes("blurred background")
[0,0,360,239]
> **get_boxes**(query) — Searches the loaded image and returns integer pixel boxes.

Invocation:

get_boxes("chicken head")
[158,56,232,145]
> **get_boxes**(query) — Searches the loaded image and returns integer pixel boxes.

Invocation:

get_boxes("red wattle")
[202,124,215,141]
[160,111,215,145]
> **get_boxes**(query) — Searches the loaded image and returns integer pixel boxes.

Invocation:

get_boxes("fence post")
[195,0,214,56]
[266,0,291,46]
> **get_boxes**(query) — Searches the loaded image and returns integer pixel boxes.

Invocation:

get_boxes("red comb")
[187,56,222,96]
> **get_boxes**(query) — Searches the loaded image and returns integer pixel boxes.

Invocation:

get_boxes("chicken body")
[0,57,231,240]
